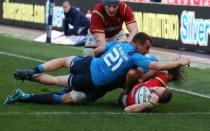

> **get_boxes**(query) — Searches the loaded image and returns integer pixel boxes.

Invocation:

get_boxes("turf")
[0,35,210,131]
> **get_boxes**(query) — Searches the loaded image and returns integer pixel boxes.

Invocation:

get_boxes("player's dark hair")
[63,0,70,4]
[132,32,152,46]
[168,66,185,85]
[158,88,173,104]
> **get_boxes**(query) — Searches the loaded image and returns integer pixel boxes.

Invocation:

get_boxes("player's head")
[152,87,173,104]
[102,0,120,16]
[62,0,71,13]
[132,32,153,55]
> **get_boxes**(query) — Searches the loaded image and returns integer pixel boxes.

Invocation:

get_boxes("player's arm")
[93,33,106,56]
[67,8,81,35]
[133,53,190,73]
[141,70,158,81]
[148,58,190,71]
[124,94,159,113]
[124,4,138,42]
[63,18,70,36]
[126,22,138,43]
[90,10,106,56]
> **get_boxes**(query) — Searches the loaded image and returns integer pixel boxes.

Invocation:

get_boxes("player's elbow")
[125,108,144,113]
[124,107,136,113]
[149,62,163,71]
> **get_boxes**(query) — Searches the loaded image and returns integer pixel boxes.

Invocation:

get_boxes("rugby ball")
[135,86,151,104]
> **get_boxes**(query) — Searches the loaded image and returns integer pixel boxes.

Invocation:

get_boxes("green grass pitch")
[0,34,210,131]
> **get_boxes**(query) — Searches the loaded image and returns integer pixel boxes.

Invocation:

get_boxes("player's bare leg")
[41,57,73,71]
[5,89,88,105]
[34,74,69,87]
[124,68,144,93]
[14,56,75,81]
[62,91,88,104]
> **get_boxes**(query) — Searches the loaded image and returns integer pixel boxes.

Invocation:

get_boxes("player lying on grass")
[9,32,189,104]
[4,65,182,113]
[4,54,158,105]
[122,67,183,113]
[84,0,138,56]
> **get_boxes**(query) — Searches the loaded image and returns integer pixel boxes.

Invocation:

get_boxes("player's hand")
[179,58,190,67]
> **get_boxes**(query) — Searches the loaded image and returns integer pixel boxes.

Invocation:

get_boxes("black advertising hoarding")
[0,0,210,52]
[0,0,46,29]
[126,3,210,53]
[0,0,98,29]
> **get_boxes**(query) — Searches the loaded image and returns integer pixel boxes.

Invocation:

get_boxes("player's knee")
[64,56,76,68]
[62,93,74,104]
[70,90,88,104]
[55,76,68,87]
[51,77,60,85]
[127,69,143,79]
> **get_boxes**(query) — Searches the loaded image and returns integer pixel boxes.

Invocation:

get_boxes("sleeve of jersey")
[63,18,69,36]
[70,9,81,35]
[124,5,136,25]
[132,53,152,73]
[90,11,105,34]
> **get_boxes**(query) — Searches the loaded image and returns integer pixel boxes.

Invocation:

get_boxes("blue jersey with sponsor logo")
[90,41,152,87]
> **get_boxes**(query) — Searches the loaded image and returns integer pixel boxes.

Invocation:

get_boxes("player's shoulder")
[93,2,104,12]
[70,6,80,14]
[155,72,169,86]
[71,6,78,11]
[122,44,140,56]
[118,2,131,15]
[92,3,105,20]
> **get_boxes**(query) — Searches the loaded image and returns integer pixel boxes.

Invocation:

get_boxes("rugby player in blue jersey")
[5,32,190,105]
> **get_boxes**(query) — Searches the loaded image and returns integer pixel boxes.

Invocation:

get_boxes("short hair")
[102,0,120,6]
[63,0,70,4]
[132,32,152,46]
[158,88,173,104]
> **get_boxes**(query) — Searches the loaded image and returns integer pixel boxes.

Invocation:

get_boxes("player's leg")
[34,57,75,72]
[34,74,70,87]
[126,68,144,90]
[14,56,75,81]
[4,89,88,105]
[62,90,89,104]
[4,89,63,104]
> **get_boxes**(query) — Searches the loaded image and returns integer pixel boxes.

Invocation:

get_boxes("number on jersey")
[104,47,123,71]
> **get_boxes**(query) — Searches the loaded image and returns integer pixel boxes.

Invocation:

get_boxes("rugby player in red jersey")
[121,67,184,113]
[84,0,138,56]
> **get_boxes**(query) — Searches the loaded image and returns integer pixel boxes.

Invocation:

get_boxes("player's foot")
[14,69,35,81]
[4,89,25,104]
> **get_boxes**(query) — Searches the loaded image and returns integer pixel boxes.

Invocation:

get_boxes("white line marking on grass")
[0,51,46,63]
[1,51,210,99]
[1,112,210,116]
[168,87,210,99]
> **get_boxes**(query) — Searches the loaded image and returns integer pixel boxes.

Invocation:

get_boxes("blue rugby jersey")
[90,41,152,87]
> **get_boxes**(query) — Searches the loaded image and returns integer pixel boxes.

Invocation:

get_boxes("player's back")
[90,41,140,87]
[139,72,169,88]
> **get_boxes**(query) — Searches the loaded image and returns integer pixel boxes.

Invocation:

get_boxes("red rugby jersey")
[126,72,169,106]
[90,2,136,38]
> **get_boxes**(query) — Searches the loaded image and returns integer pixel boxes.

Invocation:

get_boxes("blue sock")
[19,93,62,104]
[53,94,62,104]
[34,64,45,73]
[20,93,32,100]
